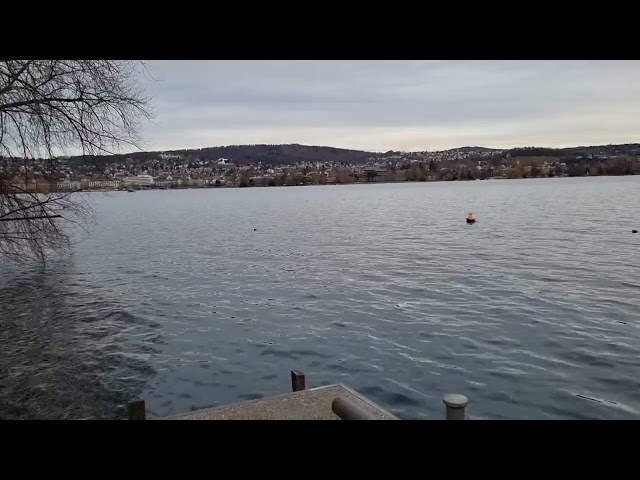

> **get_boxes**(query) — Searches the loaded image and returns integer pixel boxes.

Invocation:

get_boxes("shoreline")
[74,173,637,193]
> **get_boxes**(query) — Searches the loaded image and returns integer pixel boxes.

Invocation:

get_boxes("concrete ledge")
[163,384,399,420]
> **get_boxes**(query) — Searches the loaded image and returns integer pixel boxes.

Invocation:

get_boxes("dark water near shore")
[1,177,640,419]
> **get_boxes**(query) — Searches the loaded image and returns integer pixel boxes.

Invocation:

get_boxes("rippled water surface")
[1,177,640,419]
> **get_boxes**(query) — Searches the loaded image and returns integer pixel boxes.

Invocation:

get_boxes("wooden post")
[291,370,306,392]
[127,400,146,420]
[443,394,468,420]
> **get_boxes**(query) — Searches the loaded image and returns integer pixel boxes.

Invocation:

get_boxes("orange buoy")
[466,213,476,224]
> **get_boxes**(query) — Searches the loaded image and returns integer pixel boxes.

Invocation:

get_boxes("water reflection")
[0,261,162,419]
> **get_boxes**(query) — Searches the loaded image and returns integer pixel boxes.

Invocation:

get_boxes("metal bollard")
[443,394,468,420]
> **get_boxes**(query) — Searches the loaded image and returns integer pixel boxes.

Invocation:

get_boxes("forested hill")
[503,144,640,157]
[67,144,383,167]
[62,142,640,168]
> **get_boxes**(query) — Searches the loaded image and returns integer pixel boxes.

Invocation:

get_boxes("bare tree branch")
[1,60,153,263]
[0,215,62,222]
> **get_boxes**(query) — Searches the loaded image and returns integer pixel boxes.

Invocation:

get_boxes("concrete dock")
[164,384,399,420]
[126,370,469,420]
[127,371,402,420]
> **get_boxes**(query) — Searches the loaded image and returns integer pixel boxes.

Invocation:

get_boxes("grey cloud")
[140,60,640,151]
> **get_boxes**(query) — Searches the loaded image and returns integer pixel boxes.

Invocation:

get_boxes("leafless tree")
[0,60,153,262]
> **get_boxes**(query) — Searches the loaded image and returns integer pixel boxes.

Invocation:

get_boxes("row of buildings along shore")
[3,151,639,192]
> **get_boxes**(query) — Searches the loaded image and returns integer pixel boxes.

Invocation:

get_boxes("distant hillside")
[503,144,640,158]
[447,146,500,153]
[440,143,640,157]
[68,144,383,167]
[63,142,640,168]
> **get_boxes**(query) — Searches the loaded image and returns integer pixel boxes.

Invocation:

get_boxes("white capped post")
[443,394,468,420]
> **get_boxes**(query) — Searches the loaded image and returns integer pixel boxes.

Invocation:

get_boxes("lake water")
[1,177,639,419]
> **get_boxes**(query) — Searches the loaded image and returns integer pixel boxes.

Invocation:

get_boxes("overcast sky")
[141,60,640,152]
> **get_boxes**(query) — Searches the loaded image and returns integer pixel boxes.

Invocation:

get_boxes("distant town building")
[57,180,82,191]
[122,174,154,186]
[86,180,121,189]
